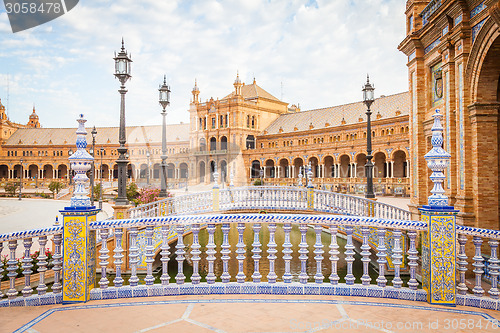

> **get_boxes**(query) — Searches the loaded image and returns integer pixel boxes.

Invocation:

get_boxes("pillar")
[353,163,357,178]
[390,161,394,178]
[406,160,410,178]
[420,109,457,306]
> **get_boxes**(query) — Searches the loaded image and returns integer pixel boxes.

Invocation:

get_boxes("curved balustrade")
[128,186,411,220]
[2,212,500,311]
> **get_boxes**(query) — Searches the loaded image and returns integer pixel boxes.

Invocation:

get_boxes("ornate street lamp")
[99,147,104,210]
[68,149,74,185]
[18,158,23,200]
[90,126,97,206]
[158,75,170,198]
[114,39,132,205]
[362,75,375,199]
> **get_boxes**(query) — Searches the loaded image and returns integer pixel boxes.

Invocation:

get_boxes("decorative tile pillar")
[306,163,314,209]
[420,109,457,306]
[60,114,99,304]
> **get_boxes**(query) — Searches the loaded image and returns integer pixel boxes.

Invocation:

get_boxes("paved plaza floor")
[2,295,500,333]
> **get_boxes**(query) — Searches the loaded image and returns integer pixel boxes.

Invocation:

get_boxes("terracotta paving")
[2,295,500,333]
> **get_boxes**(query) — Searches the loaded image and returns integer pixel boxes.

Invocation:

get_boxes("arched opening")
[374,152,386,178]
[265,159,275,178]
[393,150,407,178]
[250,160,260,178]
[293,158,303,178]
[153,163,160,179]
[279,158,289,178]
[167,163,175,178]
[324,156,334,178]
[43,164,53,179]
[308,157,318,178]
[199,161,206,184]
[113,165,118,179]
[28,164,38,179]
[210,161,216,182]
[140,164,148,179]
[220,160,227,183]
[180,163,188,179]
[199,138,206,151]
[210,137,217,151]
[220,136,228,150]
[13,164,21,178]
[57,164,68,179]
[127,164,134,179]
[246,135,255,149]
[0,165,8,179]
[101,164,109,180]
[356,154,367,178]
[339,155,351,178]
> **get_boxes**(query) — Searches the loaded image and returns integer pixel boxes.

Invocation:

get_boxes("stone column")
[390,161,394,178]
[406,160,410,178]
[420,109,457,306]
[61,115,99,304]
[353,163,357,178]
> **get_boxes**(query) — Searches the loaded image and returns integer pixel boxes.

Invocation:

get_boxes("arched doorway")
[43,164,53,179]
[393,150,407,178]
[28,164,38,179]
[292,158,303,178]
[210,137,217,151]
[339,155,350,178]
[265,159,275,178]
[220,136,228,150]
[180,163,188,179]
[279,158,289,178]
[140,164,148,179]
[324,156,334,178]
[374,152,386,178]
[57,164,68,179]
[0,165,8,179]
[199,161,206,184]
[356,154,367,178]
[167,163,175,178]
[199,138,206,151]
[250,160,260,178]
[210,161,216,182]
[308,157,318,178]
[220,160,227,183]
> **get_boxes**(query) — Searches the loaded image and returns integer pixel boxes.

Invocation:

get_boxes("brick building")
[398,0,500,229]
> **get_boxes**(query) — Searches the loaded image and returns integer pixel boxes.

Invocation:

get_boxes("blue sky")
[0,0,408,129]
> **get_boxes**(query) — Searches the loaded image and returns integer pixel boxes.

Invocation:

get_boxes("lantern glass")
[160,90,168,102]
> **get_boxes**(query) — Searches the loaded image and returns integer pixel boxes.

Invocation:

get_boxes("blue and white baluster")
[267,223,278,283]
[345,226,355,285]
[376,228,387,287]
[52,233,63,294]
[282,223,293,283]
[191,224,201,284]
[160,226,171,285]
[236,223,246,283]
[6,240,18,299]
[21,238,33,297]
[0,241,3,297]
[298,223,309,284]
[128,227,140,287]
[391,229,403,288]
[329,225,340,285]
[314,224,324,283]
[488,239,500,299]
[206,223,216,284]
[175,224,186,284]
[472,236,484,296]
[360,226,371,286]
[99,228,110,289]
[407,230,419,290]
[252,223,262,283]
[221,223,231,283]
[113,228,124,287]
[144,226,155,285]
[37,236,48,295]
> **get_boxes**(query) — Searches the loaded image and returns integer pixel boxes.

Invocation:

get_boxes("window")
[247,115,250,128]
[225,114,228,127]
[211,117,216,129]
[251,116,255,129]
[220,115,224,128]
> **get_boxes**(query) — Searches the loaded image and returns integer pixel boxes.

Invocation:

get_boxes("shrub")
[253,179,262,186]
[48,181,64,198]
[126,182,139,202]
[4,181,19,196]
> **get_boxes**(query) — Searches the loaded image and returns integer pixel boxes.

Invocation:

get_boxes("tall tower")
[192,79,200,104]
[233,72,243,96]
[27,106,40,128]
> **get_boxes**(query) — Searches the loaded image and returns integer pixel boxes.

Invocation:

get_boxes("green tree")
[48,181,64,198]
[94,183,102,202]
[126,182,139,202]
[4,181,19,196]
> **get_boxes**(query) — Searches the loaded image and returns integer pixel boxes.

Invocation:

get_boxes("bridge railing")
[128,186,411,220]
[1,213,500,310]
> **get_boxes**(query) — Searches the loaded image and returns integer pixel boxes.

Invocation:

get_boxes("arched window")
[251,116,255,128]
[246,135,255,149]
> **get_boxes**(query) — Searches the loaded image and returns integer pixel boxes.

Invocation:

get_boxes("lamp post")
[362,75,375,199]
[158,75,171,198]
[68,149,74,185]
[90,126,97,206]
[114,39,132,205]
[146,151,150,186]
[18,159,23,200]
[99,147,103,210]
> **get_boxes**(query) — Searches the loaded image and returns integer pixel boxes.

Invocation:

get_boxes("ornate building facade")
[398,0,500,229]
[0,76,410,195]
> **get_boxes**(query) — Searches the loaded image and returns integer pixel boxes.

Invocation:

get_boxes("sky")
[0,0,409,129]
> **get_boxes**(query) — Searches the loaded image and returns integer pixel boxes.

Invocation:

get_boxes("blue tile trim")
[13,296,500,333]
